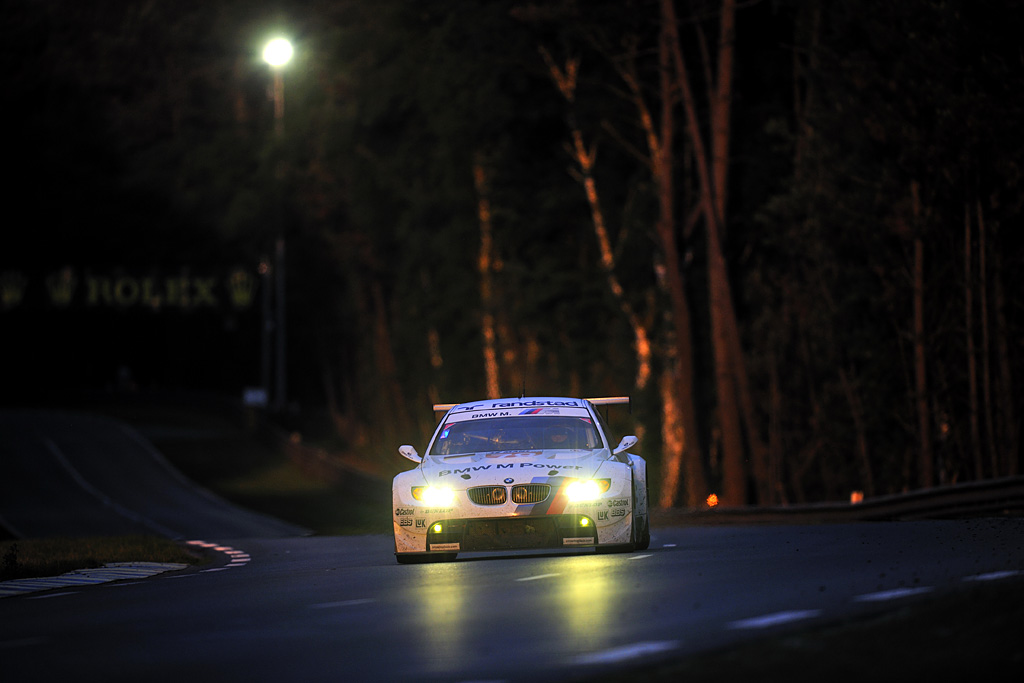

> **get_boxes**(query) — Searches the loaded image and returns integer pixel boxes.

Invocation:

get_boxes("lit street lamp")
[263,38,293,135]
[263,36,293,413]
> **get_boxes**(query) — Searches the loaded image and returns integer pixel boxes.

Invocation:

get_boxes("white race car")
[393,396,649,563]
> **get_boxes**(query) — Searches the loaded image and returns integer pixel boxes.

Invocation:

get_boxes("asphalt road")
[2,410,1023,681]
[0,410,305,538]
[3,523,1024,682]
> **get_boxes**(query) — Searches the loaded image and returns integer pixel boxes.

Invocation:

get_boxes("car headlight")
[565,479,611,502]
[411,485,456,505]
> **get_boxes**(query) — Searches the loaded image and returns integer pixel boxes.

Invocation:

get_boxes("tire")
[635,512,650,551]
[635,478,651,551]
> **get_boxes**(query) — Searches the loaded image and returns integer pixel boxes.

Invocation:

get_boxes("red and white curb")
[186,540,251,572]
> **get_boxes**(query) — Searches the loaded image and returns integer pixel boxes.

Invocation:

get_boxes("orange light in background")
[850,491,864,504]
[706,493,719,508]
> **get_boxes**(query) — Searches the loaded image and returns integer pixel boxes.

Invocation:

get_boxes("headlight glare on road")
[411,485,455,505]
[565,479,611,502]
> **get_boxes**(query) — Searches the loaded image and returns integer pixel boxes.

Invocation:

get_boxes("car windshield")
[429,416,603,456]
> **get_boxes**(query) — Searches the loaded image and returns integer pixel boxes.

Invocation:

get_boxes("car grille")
[511,484,550,504]
[463,518,559,550]
[468,486,508,505]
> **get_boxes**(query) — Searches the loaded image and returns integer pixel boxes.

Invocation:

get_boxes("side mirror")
[399,445,422,463]
[612,435,639,455]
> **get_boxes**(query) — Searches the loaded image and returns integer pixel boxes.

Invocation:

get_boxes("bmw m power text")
[393,396,649,563]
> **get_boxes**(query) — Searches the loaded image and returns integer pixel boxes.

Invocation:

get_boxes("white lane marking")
[963,570,1023,582]
[854,587,934,602]
[728,610,822,630]
[516,573,560,582]
[41,437,180,538]
[662,543,677,548]
[0,637,49,649]
[627,554,653,561]
[27,592,80,600]
[310,598,377,609]
[575,640,678,665]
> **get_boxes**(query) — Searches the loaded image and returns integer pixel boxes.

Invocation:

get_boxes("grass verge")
[0,536,202,581]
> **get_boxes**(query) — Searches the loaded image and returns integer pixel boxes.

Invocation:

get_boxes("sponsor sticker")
[395,507,414,516]
[451,400,582,413]
[563,537,595,546]
[610,508,626,517]
[399,518,413,527]
[429,543,460,551]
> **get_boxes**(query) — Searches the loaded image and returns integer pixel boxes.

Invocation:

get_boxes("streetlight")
[262,36,293,413]
[263,38,293,135]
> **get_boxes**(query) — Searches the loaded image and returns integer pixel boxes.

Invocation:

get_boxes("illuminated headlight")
[411,485,456,505]
[565,479,611,502]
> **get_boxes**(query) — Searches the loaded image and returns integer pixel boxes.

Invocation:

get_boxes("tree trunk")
[711,0,736,234]
[371,280,412,432]
[965,201,983,478]
[651,11,707,506]
[976,200,998,478]
[990,214,1019,476]
[473,157,501,399]
[839,366,874,497]
[912,182,932,488]
[664,0,750,505]
[539,48,656,391]
[707,223,746,505]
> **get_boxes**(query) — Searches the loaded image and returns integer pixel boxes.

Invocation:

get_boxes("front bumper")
[393,506,633,554]
[419,514,600,552]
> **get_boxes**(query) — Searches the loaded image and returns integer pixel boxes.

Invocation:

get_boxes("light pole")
[263,38,293,134]
[263,37,293,413]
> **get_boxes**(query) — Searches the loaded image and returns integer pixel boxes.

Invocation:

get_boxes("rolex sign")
[0,268,258,312]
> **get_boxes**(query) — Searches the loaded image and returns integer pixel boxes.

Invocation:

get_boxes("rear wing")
[432,396,631,413]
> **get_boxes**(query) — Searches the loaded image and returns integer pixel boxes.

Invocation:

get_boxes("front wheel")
[635,512,650,551]
[635,478,650,551]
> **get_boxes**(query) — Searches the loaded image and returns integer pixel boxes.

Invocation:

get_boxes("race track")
[2,410,1022,682]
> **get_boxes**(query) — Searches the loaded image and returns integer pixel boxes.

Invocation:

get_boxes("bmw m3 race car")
[393,396,649,563]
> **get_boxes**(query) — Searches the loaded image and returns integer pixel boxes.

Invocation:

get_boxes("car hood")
[418,449,611,486]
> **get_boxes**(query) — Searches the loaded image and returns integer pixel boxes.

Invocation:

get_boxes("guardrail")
[653,476,1024,525]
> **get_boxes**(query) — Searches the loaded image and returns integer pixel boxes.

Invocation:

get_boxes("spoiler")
[432,396,631,413]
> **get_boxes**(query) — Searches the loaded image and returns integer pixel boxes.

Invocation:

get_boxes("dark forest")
[3,0,1022,507]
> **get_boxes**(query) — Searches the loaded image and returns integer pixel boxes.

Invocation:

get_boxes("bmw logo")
[504,478,514,484]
